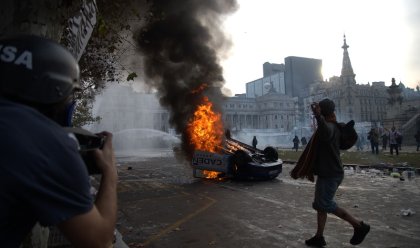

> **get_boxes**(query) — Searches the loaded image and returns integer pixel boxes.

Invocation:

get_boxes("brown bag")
[290,131,319,182]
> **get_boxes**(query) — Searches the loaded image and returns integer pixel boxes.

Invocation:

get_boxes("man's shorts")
[312,175,343,213]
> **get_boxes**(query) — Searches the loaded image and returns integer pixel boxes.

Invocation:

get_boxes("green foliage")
[127,72,138,81]
[69,0,144,127]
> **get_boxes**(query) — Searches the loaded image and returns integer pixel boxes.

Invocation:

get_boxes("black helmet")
[0,34,80,104]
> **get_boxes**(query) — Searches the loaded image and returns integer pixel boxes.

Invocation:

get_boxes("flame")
[203,170,220,179]
[187,96,223,153]
[187,96,224,179]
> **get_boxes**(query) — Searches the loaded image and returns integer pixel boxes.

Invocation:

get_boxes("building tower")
[340,34,356,86]
[340,35,357,120]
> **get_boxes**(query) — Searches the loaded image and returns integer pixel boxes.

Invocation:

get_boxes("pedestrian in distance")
[293,135,300,151]
[415,129,420,152]
[389,126,401,155]
[356,133,364,151]
[301,136,308,147]
[302,99,370,247]
[252,135,258,149]
[0,35,118,248]
[367,128,379,154]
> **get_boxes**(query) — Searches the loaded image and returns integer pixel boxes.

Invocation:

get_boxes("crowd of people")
[356,126,408,155]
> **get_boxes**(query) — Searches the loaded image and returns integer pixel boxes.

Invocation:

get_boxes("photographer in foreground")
[0,35,117,247]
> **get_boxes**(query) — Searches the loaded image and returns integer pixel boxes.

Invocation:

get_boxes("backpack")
[336,120,358,150]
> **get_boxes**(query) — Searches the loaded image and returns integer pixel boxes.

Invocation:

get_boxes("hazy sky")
[221,0,420,95]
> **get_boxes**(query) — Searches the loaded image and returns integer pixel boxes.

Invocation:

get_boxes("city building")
[303,35,420,144]
[303,36,389,127]
[284,56,323,99]
[91,36,420,146]
[222,84,298,132]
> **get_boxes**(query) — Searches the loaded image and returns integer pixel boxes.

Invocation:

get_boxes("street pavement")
[114,150,420,248]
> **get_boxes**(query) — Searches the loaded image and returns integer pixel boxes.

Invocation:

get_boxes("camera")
[63,127,104,175]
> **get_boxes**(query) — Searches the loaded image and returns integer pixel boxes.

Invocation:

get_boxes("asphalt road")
[114,151,420,248]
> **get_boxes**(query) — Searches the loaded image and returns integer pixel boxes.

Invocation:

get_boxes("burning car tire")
[263,146,278,161]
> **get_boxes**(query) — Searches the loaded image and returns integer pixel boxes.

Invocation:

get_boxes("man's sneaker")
[350,221,370,245]
[305,235,326,247]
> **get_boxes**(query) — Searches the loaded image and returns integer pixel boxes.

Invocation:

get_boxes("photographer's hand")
[58,131,118,247]
[93,131,117,176]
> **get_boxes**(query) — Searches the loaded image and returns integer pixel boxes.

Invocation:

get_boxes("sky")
[220,0,420,95]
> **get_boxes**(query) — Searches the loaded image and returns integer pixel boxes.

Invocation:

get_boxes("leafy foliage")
[127,72,138,81]
[66,0,144,127]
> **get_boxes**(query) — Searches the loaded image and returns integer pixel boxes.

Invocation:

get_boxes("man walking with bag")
[292,99,370,247]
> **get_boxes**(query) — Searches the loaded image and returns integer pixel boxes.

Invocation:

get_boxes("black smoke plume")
[135,0,238,158]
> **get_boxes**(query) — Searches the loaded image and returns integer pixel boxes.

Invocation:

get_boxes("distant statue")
[252,136,258,149]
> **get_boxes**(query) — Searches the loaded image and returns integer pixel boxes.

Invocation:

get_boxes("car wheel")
[232,150,251,176]
[263,146,278,161]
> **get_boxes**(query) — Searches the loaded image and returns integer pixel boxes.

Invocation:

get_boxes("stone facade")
[222,86,298,132]
[303,36,420,144]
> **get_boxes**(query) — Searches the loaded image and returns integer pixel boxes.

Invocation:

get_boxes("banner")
[64,0,97,61]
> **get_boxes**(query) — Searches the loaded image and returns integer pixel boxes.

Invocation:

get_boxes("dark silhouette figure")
[293,135,300,151]
[252,136,258,149]
[389,126,401,155]
[415,130,420,152]
[301,136,307,147]
[367,128,379,154]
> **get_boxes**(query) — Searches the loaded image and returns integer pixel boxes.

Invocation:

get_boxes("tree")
[63,0,146,126]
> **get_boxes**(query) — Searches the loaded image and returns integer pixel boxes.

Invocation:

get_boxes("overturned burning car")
[192,131,283,180]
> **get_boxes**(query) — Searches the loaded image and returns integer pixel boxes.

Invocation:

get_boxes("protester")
[303,99,370,247]
[415,129,420,152]
[252,135,258,149]
[293,135,300,151]
[367,128,379,154]
[301,136,308,147]
[356,133,364,151]
[0,35,118,247]
[389,126,401,155]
